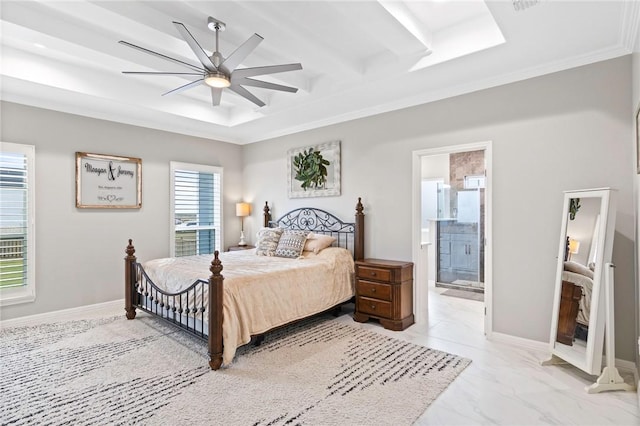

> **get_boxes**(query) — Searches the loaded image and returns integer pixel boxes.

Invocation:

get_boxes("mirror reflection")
[555,196,601,350]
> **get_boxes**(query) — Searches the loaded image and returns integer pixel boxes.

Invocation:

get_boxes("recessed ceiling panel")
[0,0,634,144]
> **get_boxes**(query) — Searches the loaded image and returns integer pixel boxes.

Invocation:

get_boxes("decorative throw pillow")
[255,227,283,256]
[275,230,310,258]
[303,232,337,254]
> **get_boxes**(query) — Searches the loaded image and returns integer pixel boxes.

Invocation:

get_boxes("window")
[0,142,35,306]
[170,162,222,257]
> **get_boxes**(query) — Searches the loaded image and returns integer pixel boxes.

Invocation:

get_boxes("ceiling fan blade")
[119,41,205,73]
[229,85,265,107]
[232,63,302,79]
[211,88,223,106]
[161,78,204,96]
[173,21,217,72]
[237,78,298,93]
[123,71,203,76]
[219,33,264,74]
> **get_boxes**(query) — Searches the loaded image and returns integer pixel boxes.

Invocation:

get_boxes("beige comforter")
[141,247,355,365]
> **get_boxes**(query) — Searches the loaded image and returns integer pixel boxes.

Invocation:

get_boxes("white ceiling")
[1,1,639,145]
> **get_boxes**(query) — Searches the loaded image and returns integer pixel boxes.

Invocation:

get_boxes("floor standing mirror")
[542,188,633,393]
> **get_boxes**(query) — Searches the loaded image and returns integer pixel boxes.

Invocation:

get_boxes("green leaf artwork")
[293,148,331,190]
[569,198,581,220]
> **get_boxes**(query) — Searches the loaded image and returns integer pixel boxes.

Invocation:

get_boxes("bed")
[124,198,365,369]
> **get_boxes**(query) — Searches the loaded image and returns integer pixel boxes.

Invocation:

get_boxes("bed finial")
[263,201,272,227]
[126,239,135,257]
[356,197,363,215]
[210,250,223,276]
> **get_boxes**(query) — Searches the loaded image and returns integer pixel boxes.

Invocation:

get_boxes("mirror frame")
[548,188,617,375]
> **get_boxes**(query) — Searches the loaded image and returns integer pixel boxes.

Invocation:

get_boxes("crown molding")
[621,0,640,52]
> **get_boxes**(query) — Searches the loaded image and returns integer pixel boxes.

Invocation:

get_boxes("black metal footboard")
[133,263,209,339]
[125,240,224,370]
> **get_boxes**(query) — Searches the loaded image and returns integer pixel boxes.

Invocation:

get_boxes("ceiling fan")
[119,17,302,107]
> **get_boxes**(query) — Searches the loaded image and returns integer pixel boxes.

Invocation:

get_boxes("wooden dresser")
[353,259,414,331]
[556,280,582,346]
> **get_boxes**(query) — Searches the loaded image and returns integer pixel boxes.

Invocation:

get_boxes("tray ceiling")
[1,1,638,144]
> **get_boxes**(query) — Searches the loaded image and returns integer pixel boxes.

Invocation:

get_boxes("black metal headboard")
[272,207,355,256]
[262,200,364,259]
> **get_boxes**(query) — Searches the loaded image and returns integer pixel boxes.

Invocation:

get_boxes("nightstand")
[227,245,255,251]
[353,258,414,331]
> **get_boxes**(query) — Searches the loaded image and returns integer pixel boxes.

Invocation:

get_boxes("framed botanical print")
[287,141,341,198]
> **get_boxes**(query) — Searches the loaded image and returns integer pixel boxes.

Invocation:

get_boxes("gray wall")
[243,56,636,361]
[0,102,243,320]
[1,57,635,362]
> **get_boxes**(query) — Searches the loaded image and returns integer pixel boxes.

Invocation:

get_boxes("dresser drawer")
[357,265,392,283]
[358,296,392,319]
[356,280,392,301]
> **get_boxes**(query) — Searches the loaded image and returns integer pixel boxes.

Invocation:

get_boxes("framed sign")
[287,140,341,198]
[76,152,142,208]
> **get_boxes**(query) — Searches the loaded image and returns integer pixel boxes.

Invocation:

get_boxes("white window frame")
[0,142,36,306]
[169,162,223,257]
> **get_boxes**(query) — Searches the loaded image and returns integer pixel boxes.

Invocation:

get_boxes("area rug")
[0,313,471,425]
[441,288,484,302]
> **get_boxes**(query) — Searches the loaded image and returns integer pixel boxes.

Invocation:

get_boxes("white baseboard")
[489,331,549,352]
[0,299,124,329]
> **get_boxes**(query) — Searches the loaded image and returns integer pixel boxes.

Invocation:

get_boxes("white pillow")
[564,261,594,279]
[303,232,337,254]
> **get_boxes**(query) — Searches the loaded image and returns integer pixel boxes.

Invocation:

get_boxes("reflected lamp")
[568,238,580,260]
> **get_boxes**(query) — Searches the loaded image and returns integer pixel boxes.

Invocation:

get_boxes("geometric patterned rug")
[0,313,471,425]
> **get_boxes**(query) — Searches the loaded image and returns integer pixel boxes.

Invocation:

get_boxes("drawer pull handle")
[370,305,376,310]
[371,288,376,293]
[370,272,376,277]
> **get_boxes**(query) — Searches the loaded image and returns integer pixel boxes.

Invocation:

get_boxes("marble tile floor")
[336,286,639,425]
[12,286,637,425]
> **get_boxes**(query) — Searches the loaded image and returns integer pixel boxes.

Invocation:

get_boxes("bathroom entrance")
[412,142,492,333]
[425,150,485,293]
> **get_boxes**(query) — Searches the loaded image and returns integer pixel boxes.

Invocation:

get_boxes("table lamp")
[236,202,251,246]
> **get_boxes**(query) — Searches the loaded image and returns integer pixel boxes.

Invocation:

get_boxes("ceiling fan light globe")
[205,73,230,88]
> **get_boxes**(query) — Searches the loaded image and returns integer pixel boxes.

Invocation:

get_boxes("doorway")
[412,142,493,336]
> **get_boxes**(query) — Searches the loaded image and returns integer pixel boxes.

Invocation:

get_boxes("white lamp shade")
[569,239,580,254]
[236,202,251,217]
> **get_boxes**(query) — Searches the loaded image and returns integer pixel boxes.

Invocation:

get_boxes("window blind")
[0,151,29,289]
[173,167,221,257]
